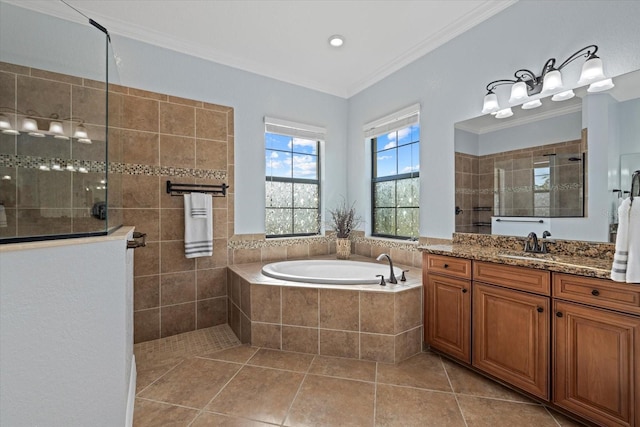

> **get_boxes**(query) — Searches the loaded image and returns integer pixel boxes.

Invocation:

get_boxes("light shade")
[508,81,529,104]
[73,123,88,139]
[495,108,513,119]
[577,56,606,85]
[587,78,615,92]
[0,113,19,135]
[481,92,500,114]
[328,35,344,47]
[49,121,69,139]
[521,99,542,110]
[551,89,575,101]
[22,117,39,132]
[541,69,563,95]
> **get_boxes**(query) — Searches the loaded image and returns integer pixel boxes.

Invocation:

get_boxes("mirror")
[455,68,640,243]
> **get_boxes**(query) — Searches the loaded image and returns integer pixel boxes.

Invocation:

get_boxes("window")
[264,117,323,237]
[366,105,420,239]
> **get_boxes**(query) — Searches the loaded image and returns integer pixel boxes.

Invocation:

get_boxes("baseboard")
[125,355,136,427]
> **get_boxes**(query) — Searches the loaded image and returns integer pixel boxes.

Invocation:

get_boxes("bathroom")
[1,1,640,426]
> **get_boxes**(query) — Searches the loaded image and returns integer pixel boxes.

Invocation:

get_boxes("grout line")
[280,352,311,426]
[136,396,202,411]
[372,361,378,427]
[135,358,185,396]
[440,355,470,427]
[543,405,564,427]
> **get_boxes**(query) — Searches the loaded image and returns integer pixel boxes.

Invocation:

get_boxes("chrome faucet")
[376,253,397,284]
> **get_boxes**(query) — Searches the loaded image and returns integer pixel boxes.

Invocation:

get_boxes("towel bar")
[166,180,228,197]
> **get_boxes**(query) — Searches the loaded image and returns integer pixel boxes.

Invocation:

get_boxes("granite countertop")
[418,243,613,280]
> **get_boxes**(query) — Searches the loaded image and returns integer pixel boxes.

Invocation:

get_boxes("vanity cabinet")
[423,253,471,363]
[553,273,640,427]
[472,262,550,400]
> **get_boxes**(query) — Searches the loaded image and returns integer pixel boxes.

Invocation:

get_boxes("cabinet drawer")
[473,261,550,295]
[425,254,471,279]
[553,273,640,315]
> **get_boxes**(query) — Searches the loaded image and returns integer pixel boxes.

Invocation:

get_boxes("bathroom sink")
[498,253,558,262]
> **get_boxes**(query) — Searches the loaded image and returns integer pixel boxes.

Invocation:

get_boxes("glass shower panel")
[0,7,112,243]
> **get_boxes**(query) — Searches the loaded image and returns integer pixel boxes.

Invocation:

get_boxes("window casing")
[265,118,322,238]
[370,122,420,239]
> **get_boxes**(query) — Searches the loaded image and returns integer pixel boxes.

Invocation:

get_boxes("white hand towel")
[0,205,7,228]
[626,199,640,283]
[190,192,208,218]
[611,197,630,282]
[184,193,213,258]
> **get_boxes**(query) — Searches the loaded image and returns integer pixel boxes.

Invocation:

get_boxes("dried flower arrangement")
[328,199,362,238]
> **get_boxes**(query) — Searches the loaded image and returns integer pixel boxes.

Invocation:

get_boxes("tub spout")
[376,253,397,284]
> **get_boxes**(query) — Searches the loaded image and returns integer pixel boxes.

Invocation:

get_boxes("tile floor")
[133,325,586,427]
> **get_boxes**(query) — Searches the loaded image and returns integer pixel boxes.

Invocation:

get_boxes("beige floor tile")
[190,411,277,426]
[375,384,465,427]
[206,365,305,425]
[133,399,198,426]
[376,352,451,392]
[457,395,559,427]
[247,348,315,372]
[545,407,588,426]
[135,355,184,394]
[138,358,240,409]
[199,344,259,364]
[442,358,532,402]
[284,375,375,426]
[308,355,376,382]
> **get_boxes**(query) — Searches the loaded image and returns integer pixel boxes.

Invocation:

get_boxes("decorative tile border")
[0,154,226,180]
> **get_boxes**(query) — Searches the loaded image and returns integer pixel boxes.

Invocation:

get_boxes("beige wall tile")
[319,289,359,331]
[251,284,281,323]
[134,308,160,343]
[360,333,394,363]
[160,134,196,168]
[161,271,196,306]
[161,240,195,273]
[195,239,228,269]
[122,95,159,132]
[229,270,240,304]
[134,275,160,310]
[233,248,261,264]
[72,85,106,126]
[167,95,202,107]
[251,322,281,349]
[282,326,318,354]
[394,287,422,333]
[197,297,227,329]
[394,327,422,362]
[129,87,167,101]
[161,302,196,338]
[213,208,227,239]
[282,287,318,327]
[123,174,160,209]
[228,301,241,339]
[240,313,251,344]
[360,292,394,334]
[287,244,309,259]
[121,129,159,166]
[160,208,185,241]
[196,108,227,140]
[240,278,252,316]
[196,267,227,299]
[17,75,71,120]
[390,247,413,267]
[355,242,372,257]
[160,102,195,136]
[309,242,329,256]
[319,330,358,359]
[134,242,160,277]
[196,139,227,171]
[262,245,287,262]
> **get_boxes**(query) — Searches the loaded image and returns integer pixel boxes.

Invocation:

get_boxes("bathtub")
[261,259,403,285]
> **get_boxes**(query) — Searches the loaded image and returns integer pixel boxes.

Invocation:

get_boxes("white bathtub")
[261,259,404,285]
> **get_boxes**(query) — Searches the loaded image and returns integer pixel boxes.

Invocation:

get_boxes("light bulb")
[587,78,615,92]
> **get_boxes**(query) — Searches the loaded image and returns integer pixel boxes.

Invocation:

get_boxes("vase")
[336,237,351,259]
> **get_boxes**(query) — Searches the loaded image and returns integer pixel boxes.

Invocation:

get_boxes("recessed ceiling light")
[328,35,344,47]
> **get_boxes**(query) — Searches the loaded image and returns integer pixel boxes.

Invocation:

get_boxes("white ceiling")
[5,0,516,98]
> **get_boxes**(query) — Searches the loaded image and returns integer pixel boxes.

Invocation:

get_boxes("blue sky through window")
[265,133,318,179]
[375,125,420,178]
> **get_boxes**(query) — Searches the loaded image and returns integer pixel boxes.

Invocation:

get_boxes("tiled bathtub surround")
[227,256,423,363]
[229,230,426,268]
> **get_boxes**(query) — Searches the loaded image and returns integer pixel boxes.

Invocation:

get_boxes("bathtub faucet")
[376,253,397,284]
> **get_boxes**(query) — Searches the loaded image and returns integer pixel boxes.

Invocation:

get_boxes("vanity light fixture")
[0,113,19,135]
[22,117,44,137]
[328,35,344,47]
[0,108,92,142]
[481,44,614,118]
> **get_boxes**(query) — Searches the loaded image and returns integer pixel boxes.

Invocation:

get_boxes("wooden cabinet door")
[473,283,549,399]
[554,301,640,427]
[425,274,471,363]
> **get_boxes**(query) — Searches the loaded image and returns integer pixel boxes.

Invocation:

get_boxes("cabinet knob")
[443,264,449,268]
[462,288,468,293]
[591,289,600,296]
[556,311,563,318]
[536,307,544,313]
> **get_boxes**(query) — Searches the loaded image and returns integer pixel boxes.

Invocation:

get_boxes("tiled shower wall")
[455,137,586,235]
[113,87,235,343]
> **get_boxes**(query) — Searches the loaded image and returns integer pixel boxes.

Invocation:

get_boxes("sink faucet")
[524,232,539,252]
[376,253,397,284]
[540,230,552,253]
